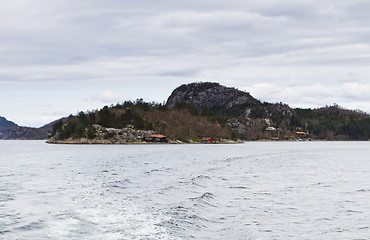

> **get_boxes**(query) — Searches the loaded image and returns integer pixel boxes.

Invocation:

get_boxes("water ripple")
[1,141,369,239]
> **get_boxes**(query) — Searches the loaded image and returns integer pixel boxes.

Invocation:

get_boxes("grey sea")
[0,141,369,240]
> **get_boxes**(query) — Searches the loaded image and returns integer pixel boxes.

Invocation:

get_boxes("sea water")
[0,141,369,239]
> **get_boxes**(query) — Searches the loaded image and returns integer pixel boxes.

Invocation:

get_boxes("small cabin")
[143,134,168,143]
[201,137,215,144]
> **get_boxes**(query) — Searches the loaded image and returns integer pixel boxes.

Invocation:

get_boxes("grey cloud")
[1,0,370,125]
[2,1,368,65]
[245,81,370,111]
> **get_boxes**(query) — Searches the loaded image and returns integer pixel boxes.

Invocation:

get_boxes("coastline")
[46,137,243,145]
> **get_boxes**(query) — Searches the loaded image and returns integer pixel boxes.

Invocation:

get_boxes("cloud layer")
[1,0,370,126]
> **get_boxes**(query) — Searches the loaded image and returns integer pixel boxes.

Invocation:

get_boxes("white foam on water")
[1,141,369,239]
[44,202,180,239]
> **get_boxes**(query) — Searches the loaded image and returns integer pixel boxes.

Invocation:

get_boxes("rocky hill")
[167,82,294,119]
[166,82,369,140]
[167,82,260,110]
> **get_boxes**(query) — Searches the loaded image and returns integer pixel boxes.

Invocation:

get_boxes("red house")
[201,137,215,144]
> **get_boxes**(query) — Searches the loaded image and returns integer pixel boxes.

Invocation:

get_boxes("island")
[2,82,369,142]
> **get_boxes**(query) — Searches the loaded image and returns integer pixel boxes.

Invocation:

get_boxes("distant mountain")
[0,117,64,140]
[0,116,17,129]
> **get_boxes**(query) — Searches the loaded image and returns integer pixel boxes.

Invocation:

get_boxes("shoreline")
[46,138,243,145]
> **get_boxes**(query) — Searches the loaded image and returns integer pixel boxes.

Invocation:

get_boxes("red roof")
[296,132,306,135]
[146,134,167,138]
[201,137,215,141]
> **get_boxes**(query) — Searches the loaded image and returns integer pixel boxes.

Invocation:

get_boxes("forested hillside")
[166,83,370,140]
[51,99,233,142]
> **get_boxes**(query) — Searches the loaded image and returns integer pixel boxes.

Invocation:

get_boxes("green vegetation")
[86,127,96,139]
[190,138,202,143]
[173,102,229,128]
[54,100,156,140]
[294,106,370,140]
[52,98,233,141]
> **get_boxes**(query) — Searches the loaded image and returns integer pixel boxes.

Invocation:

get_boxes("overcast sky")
[1,0,370,127]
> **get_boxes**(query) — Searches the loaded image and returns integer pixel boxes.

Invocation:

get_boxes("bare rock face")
[48,124,156,144]
[166,82,260,110]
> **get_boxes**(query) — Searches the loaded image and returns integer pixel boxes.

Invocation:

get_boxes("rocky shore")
[46,138,241,144]
[48,124,153,144]
[47,124,241,144]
